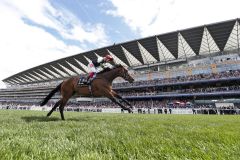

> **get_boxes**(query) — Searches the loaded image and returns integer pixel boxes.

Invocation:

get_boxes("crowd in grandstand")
[117,85,240,97]
[113,70,240,88]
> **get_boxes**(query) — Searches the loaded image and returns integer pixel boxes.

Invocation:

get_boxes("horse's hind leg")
[59,98,69,120]
[47,100,61,117]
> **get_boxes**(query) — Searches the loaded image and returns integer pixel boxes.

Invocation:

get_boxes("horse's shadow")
[21,116,60,122]
[21,116,94,122]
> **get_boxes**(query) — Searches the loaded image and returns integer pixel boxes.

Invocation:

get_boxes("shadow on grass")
[21,115,98,122]
[21,116,60,122]
[67,117,94,122]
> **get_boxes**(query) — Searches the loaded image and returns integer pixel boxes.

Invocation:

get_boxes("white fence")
[1,105,239,115]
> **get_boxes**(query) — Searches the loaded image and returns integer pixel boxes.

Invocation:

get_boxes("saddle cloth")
[77,76,93,96]
[78,76,88,86]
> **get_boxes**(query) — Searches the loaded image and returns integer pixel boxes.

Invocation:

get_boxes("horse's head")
[116,64,134,83]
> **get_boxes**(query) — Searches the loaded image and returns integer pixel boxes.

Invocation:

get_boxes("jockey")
[87,54,115,83]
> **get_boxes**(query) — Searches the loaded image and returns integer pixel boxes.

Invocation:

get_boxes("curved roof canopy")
[3,18,240,85]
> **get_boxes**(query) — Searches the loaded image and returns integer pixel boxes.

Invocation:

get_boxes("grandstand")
[1,18,240,114]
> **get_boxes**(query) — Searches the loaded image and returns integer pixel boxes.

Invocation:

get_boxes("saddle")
[78,76,89,86]
[78,75,94,97]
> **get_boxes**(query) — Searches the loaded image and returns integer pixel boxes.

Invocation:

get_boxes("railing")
[1,106,239,115]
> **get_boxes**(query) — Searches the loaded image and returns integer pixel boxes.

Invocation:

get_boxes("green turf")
[0,110,239,160]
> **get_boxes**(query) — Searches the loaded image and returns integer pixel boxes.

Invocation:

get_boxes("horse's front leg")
[111,90,133,109]
[109,97,133,113]
[103,90,132,113]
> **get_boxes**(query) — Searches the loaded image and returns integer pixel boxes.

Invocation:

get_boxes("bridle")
[120,67,132,81]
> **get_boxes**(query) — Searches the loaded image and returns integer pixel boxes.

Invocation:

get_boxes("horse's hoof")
[128,108,133,113]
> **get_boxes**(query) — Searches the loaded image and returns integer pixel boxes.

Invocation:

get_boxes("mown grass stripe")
[0,110,239,159]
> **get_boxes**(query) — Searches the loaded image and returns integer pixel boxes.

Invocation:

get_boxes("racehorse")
[40,64,134,120]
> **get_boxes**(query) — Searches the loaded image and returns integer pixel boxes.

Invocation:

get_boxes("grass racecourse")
[0,110,239,160]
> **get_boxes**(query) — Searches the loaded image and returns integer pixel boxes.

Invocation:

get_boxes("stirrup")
[87,78,93,84]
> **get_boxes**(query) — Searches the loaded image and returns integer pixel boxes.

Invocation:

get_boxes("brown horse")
[40,65,134,120]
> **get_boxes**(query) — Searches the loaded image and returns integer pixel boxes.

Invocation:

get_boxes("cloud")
[3,0,110,47]
[43,4,110,47]
[106,0,162,32]
[107,0,240,37]
[0,6,79,87]
[0,0,110,88]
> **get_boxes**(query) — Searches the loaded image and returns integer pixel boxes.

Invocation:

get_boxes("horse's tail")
[40,82,62,106]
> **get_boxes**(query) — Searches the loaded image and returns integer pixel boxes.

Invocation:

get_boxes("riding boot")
[87,73,96,84]
[87,77,93,84]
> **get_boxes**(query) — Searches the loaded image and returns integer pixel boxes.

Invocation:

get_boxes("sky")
[0,0,239,88]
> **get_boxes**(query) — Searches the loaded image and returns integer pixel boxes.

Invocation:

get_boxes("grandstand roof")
[3,18,240,85]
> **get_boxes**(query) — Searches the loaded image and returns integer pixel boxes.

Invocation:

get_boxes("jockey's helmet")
[104,54,113,62]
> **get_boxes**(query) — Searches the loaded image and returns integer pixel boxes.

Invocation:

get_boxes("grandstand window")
[156,37,175,62]
[224,21,240,51]
[137,42,157,64]
[199,27,220,55]
[121,46,142,66]
[178,33,196,59]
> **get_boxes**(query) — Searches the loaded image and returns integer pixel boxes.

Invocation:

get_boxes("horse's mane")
[97,64,123,75]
